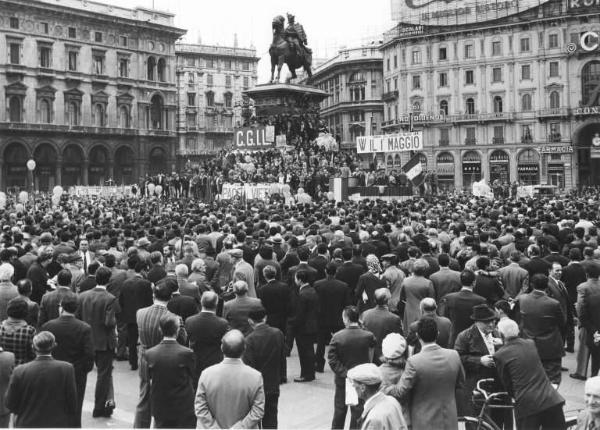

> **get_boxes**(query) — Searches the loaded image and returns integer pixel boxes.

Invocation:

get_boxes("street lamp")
[26,159,35,206]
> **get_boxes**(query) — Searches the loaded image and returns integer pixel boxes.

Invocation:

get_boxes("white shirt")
[477,327,496,355]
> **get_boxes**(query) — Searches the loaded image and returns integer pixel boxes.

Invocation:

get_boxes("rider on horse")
[285,13,312,58]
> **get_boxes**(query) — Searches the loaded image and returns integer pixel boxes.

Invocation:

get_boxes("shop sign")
[436,163,455,175]
[573,106,600,115]
[537,145,574,154]
[518,164,539,173]
[568,0,600,12]
[591,148,600,158]
[463,164,481,174]
[489,155,509,163]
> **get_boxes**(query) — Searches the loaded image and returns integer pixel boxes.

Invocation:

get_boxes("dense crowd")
[0,189,599,429]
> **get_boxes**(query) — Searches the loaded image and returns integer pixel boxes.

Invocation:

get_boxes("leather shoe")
[92,409,105,418]
[565,347,575,353]
[294,376,315,383]
[570,373,587,381]
[315,366,324,373]
[561,366,569,371]
[131,364,138,371]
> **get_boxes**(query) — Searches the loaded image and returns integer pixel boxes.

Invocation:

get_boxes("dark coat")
[119,275,154,324]
[257,279,292,333]
[6,356,78,428]
[577,279,600,348]
[523,257,552,278]
[146,264,167,285]
[42,315,94,375]
[362,306,403,362]
[473,272,506,306]
[76,287,120,351]
[38,287,74,327]
[355,272,387,313]
[223,296,264,336]
[26,263,49,304]
[429,267,462,301]
[146,339,196,423]
[439,289,487,346]
[335,261,365,296]
[243,323,285,394]
[517,290,565,360]
[167,294,199,322]
[185,311,229,379]
[328,326,376,380]
[494,338,564,420]
[290,284,319,335]
[407,314,452,353]
[314,277,352,329]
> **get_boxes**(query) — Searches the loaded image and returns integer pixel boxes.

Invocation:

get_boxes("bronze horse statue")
[269,15,312,83]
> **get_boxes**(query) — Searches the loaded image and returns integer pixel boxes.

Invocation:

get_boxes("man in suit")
[429,254,462,301]
[575,376,600,430]
[38,269,74,326]
[104,253,129,360]
[223,280,264,336]
[334,247,365,299]
[77,239,95,276]
[76,266,119,418]
[195,329,265,429]
[258,265,291,335]
[146,314,196,428]
[6,331,78,428]
[523,244,552,277]
[381,254,405,314]
[0,344,14,427]
[120,258,154,371]
[42,293,94,427]
[362,288,403,365]
[547,262,573,350]
[146,252,167,285]
[577,262,600,376]
[314,264,353,372]
[166,277,199,322]
[406,298,452,354]
[175,264,202,302]
[78,261,100,293]
[474,257,506,306]
[516,273,566,385]
[243,308,285,429]
[186,291,229,381]
[494,319,566,429]
[497,251,529,298]
[290,270,320,382]
[439,270,487,346]
[135,281,187,428]
[385,317,465,430]
[308,243,329,281]
[454,304,501,419]
[328,305,376,429]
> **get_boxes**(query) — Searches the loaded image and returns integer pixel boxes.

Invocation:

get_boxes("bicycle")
[458,378,580,430]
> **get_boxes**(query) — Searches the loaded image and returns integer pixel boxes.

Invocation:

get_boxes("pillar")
[107,158,114,182]
[82,159,89,186]
[55,156,62,187]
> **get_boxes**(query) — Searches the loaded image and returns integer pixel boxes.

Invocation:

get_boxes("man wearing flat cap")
[230,248,256,298]
[348,363,406,430]
[6,331,78,428]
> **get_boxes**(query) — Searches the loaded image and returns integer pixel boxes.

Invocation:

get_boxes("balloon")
[155,185,163,195]
[18,191,28,204]
[327,191,334,201]
[26,159,36,171]
[15,203,24,213]
[52,185,63,196]
[147,183,155,195]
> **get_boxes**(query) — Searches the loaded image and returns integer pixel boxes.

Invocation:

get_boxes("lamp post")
[26,159,35,206]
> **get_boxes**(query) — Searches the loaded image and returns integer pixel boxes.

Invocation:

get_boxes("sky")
[111,0,395,82]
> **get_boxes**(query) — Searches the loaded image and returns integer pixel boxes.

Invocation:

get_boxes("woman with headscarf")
[188,258,209,293]
[355,254,387,314]
[378,333,410,426]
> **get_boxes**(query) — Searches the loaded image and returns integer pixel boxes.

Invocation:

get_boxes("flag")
[402,153,425,186]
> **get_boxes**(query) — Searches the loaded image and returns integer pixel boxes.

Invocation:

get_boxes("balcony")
[493,137,505,145]
[439,139,449,146]
[452,113,479,123]
[382,90,399,102]
[67,125,137,136]
[464,137,477,145]
[91,74,110,84]
[537,108,570,119]
[0,122,138,136]
[478,112,515,122]
[36,67,55,77]
[205,125,232,133]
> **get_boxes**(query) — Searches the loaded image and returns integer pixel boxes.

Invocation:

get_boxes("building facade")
[175,43,258,167]
[0,0,185,191]
[381,0,600,191]
[308,45,384,150]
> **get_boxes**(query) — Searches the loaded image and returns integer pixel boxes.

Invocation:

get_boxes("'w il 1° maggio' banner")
[356,131,423,154]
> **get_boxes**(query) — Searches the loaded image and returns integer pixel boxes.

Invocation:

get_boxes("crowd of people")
[0,188,598,429]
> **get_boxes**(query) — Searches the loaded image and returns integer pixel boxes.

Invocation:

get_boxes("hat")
[271,233,283,244]
[380,253,397,261]
[381,333,407,359]
[137,237,151,248]
[347,363,382,386]
[470,304,498,322]
[228,248,243,258]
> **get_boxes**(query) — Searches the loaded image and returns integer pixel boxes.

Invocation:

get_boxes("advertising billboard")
[390,0,551,26]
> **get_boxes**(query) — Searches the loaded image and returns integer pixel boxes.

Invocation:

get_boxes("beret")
[347,363,382,385]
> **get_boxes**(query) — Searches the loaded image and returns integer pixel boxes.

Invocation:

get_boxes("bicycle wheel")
[458,416,497,430]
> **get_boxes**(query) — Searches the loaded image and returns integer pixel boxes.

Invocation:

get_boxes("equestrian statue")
[269,13,312,83]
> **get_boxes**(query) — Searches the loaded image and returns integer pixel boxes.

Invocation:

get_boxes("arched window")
[521,94,532,111]
[39,99,51,123]
[9,96,21,122]
[93,104,105,127]
[157,58,166,82]
[493,96,503,113]
[147,56,156,81]
[68,102,80,126]
[440,100,448,115]
[150,95,163,130]
[466,98,475,114]
[582,61,600,106]
[119,105,130,128]
[224,93,232,108]
[550,91,560,109]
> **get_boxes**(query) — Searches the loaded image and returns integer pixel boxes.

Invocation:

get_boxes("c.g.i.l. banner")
[356,131,423,154]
